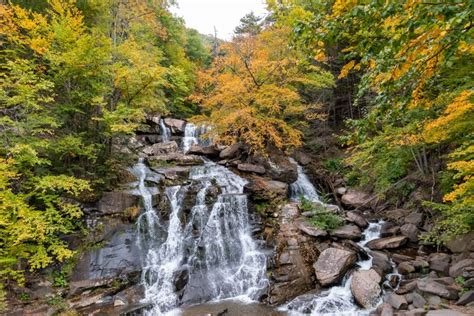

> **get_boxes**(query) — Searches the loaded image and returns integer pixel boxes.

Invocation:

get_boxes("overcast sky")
[170,0,268,40]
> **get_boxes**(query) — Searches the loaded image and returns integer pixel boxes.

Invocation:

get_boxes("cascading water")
[283,161,391,315]
[181,123,212,152]
[289,158,320,203]
[131,158,268,315]
[159,118,171,142]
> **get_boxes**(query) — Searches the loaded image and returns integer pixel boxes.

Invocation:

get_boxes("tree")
[234,11,263,36]
[192,26,333,153]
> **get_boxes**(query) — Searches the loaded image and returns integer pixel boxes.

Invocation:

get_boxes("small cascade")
[284,222,385,316]
[131,159,268,315]
[182,123,212,152]
[289,158,320,202]
[159,118,171,142]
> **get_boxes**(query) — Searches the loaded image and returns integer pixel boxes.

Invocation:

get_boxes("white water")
[159,118,171,142]
[132,159,268,315]
[283,162,389,316]
[182,123,212,153]
[289,158,320,202]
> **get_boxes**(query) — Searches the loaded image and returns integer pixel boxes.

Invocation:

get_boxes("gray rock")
[331,224,362,240]
[406,292,427,308]
[380,304,394,316]
[188,144,220,157]
[446,232,474,253]
[385,209,411,224]
[400,223,419,242]
[153,166,190,181]
[261,155,298,183]
[405,309,427,316]
[417,278,458,299]
[384,293,408,310]
[456,290,474,305]
[164,118,186,133]
[405,212,423,227]
[371,251,392,278]
[237,163,266,174]
[427,295,441,306]
[148,153,203,166]
[313,248,357,286]
[293,151,312,165]
[429,253,450,274]
[449,259,474,278]
[381,222,401,237]
[336,187,347,195]
[295,218,327,237]
[350,269,382,308]
[346,211,369,228]
[398,262,415,275]
[366,236,409,250]
[143,141,179,155]
[341,189,373,208]
[426,310,468,316]
[97,192,139,215]
[219,143,241,159]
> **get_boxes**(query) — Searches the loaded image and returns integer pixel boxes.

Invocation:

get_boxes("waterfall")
[289,158,320,203]
[283,222,385,316]
[132,159,268,315]
[182,123,212,153]
[159,118,171,142]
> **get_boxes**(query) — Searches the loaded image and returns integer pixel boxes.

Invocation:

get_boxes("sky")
[170,0,268,40]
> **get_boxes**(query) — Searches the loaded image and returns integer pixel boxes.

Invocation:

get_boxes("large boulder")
[346,211,369,228]
[341,189,373,208]
[313,248,357,286]
[449,259,474,278]
[188,144,220,157]
[244,176,288,201]
[148,153,203,166]
[164,118,186,133]
[237,163,266,174]
[262,156,298,183]
[219,143,242,160]
[153,166,190,181]
[366,236,409,250]
[417,278,458,299]
[370,251,393,278]
[331,224,362,240]
[351,269,382,308]
[295,218,327,237]
[400,223,419,242]
[446,232,474,253]
[384,293,408,310]
[97,192,139,215]
[429,253,450,274]
[143,141,179,156]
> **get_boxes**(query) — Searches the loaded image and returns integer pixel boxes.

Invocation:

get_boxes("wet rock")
[173,268,189,296]
[244,176,288,201]
[261,155,298,183]
[417,278,458,299]
[341,189,373,208]
[143,141,178,155]
[456,290,474,305]
[366,236,409,250]
[188,144,220,157]
[406,292,427,309]
[148,153,203,166]
[380,222,400,237]
[98,192,139,215]
[219,143,242,160]
[385,293,408,310]
[351,269,382,308]
[346,211,369,228]
[295,218,327,237]
[164,118,186,133]
[446,232,474,253]
[153,166,190,181]
[449,259,474,278]
[400,223,419,242]
[330,224,362,240]
[371,251,392,278]
[313,248,357,286]
[237,163,266,174]
[398,262,415,275]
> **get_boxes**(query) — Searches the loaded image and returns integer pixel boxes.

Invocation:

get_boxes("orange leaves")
[338,60,356,79]
[424,90,474,143]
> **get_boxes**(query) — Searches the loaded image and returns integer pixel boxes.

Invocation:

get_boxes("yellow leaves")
[338,60,356,79]
[314,50,327,62]
[331,0,357,17]
[424,90,473,143]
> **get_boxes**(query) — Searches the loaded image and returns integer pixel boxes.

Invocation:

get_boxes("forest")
[0,0,473,315]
